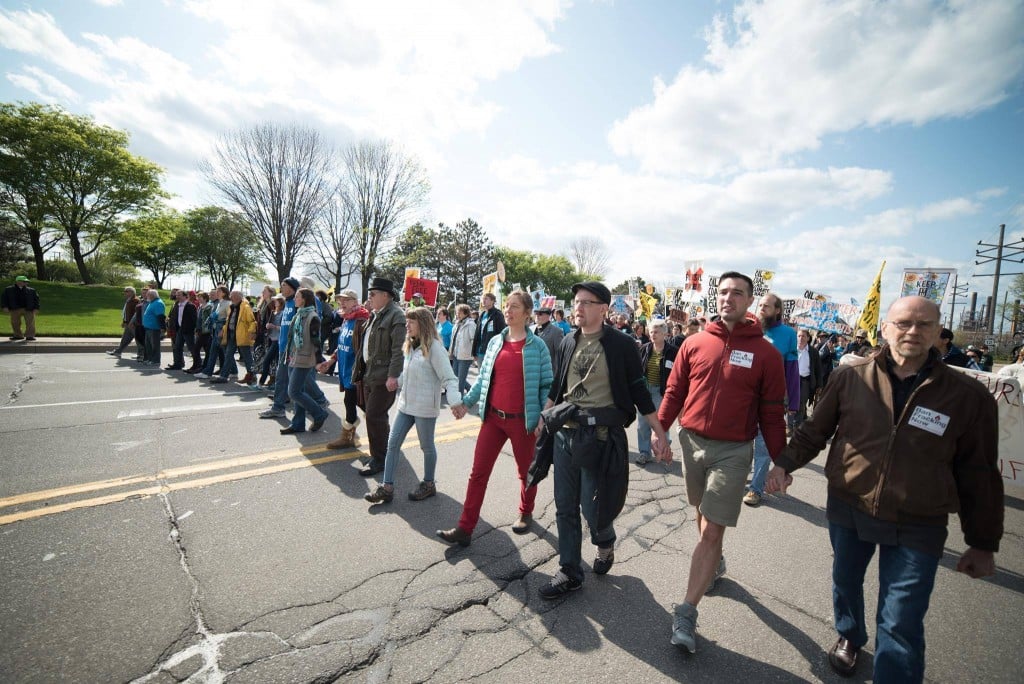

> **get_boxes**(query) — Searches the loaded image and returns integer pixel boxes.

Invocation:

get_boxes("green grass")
[0,281,171,337]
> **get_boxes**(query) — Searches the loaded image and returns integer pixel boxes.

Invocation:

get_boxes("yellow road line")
[0,418,480,509]
[0,422,481,526]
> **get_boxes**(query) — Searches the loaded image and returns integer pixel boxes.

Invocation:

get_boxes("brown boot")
[237,372,255,385]
[327,419,360,449]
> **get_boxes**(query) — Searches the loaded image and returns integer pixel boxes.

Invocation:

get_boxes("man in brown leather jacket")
[767,295,1002,683]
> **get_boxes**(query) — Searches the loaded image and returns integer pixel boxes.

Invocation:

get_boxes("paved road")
[0,352,1020,683]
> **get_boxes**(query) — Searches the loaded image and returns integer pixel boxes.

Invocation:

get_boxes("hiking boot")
[706,556,727,594]
[511,514,532,534]
[593,545,615,575]
[539,569,582,599]
[436,526,472,547]
[364,484,393,504]
[743,491,762,507]
[635,451,652,466]
[408,481,436,501]
[671,602,699,653]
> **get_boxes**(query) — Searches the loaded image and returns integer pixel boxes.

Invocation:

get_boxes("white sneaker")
[195,372,210,379]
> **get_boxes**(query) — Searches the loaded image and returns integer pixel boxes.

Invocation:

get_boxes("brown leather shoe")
[511,514,532,534]
[436,526,471,547]
[828,637,859,677]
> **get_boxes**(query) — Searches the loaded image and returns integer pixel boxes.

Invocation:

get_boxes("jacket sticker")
[665,359,674,369]
[729,350,754,368]
[907,406,950,436]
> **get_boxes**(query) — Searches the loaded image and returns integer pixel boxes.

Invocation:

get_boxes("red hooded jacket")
[658,318,788,459]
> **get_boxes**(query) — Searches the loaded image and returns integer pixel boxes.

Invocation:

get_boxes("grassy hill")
[0,281,171,337]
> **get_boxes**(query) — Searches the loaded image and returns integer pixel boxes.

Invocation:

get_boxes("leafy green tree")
[493,246,581,303]
[111,207,190,288]
[378,222,443,284]
[0,102,164,284]
[0,213,29,277]
[437,218,494,306]
[183,206,264,290]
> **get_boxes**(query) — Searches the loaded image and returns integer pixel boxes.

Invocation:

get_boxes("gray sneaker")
[635,451,652,466]
[671,602,698,653]
[706,556,726,594]
[258,407,286,419]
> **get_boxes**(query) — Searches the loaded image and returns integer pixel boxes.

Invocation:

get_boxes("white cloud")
[976,187,1008,200]
[490,154,550,187]
[5,66,79,103]
[608,0,1024,176]
[0,9,108,82]
[916,198,980,223]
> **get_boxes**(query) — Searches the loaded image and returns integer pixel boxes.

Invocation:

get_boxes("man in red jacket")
[658,270,787,654]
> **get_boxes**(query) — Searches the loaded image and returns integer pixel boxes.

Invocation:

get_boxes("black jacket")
[638,340,679,394]
[2,285,40,311]
[167,301,198,336]
[473,307,505,357]
[801,343,822,392]
[548,322,656,427]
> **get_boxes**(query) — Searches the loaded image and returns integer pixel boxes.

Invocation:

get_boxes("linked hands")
[765,465,794,494]
[450,404,468,419]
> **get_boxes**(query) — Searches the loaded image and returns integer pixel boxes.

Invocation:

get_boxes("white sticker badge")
[729,350,754,368]
[907,406,950,436]
[664,359,674,369]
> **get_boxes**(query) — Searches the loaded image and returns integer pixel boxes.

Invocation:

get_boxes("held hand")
[315,361,329,373]
[534,423,544,438]
[450,404,467,419]
[385,376,399,392]
[652,434,672,464]
[765,466,792,495]
[956,548,996,579]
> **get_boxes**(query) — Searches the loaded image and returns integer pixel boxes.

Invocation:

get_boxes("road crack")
[5,359,34,404]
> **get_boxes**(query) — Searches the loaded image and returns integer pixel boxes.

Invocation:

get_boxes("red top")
[490,338,526,415]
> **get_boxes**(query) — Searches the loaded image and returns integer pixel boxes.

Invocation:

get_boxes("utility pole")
[947,274,969,329]
[974,224,1024,334]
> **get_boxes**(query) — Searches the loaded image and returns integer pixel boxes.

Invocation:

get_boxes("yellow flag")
[856,261,885,346]
[638,291,656,319]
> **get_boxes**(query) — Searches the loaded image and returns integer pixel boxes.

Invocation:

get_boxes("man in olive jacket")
[353,277,406,476]
[767,296,1002,683]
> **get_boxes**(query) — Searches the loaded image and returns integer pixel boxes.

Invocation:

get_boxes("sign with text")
[402,276,439,307]
[952,367,1024,492]
[789,298,862,335]
[901,268,955,307]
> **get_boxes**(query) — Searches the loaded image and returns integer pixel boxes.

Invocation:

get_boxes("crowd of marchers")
[102,270,1005,684]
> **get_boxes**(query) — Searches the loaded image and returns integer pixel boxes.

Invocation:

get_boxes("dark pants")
[553,428,615,583]
[172,330,199,368]
[364,381,397,465]
[797,375,814,425]
[115,324,135,353]
[259,340,279,384]
[830,522,940,684]
[144,328,162,364]
[343,385,358,424]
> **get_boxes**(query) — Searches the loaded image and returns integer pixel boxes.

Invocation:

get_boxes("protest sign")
[789,298,862,335]
[901,268,956,307]
[403,276,439,306]
[752,269,774,297]
[952,367,1024,492]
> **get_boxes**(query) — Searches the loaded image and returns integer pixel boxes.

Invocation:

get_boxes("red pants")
[457,413,537,534]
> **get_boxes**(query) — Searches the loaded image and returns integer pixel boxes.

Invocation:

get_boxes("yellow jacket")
[220,299,257,346]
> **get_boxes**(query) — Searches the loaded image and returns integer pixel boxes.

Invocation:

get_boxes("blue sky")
[1,0,1022,321]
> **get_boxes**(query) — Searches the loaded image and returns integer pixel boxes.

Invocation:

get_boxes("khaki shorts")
[678,427,753,527]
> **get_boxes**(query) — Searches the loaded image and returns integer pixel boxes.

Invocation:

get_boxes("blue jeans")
[636,386,670,455]
[748,430,771,495]
[553,429,616,583]
[202,328,223,375]
[272,356,291,411]
[219,339,254,378]
[453,359,472,394]
[382,410,437,486]
[830,522,940,684]
[287,365,328,430]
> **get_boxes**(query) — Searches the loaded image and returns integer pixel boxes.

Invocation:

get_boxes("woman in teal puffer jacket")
[437,290,553,546]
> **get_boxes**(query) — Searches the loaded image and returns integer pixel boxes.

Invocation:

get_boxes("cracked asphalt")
[0,352,1020,683]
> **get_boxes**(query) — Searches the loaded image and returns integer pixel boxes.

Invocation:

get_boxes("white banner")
[953,367,1024,492]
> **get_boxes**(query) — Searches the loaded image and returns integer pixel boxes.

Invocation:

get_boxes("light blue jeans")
[637,386,670,455]
[382,410,437,486]
[453,359,472,395]
[748,430,771,496]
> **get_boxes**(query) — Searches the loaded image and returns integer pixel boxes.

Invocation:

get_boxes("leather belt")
[490,407,525,420]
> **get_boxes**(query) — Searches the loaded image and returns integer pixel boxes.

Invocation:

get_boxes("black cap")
[571,281,611,306]
[281,277,301,292]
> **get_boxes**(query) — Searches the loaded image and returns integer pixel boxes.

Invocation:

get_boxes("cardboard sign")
[403,276,439,307]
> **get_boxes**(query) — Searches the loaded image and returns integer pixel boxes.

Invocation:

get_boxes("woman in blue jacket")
[437,290,553,546]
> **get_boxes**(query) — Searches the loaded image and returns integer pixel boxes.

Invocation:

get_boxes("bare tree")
[304,191,360,292]
[200,123,336,281]
[567,236,611,279]
[341,140,430,294]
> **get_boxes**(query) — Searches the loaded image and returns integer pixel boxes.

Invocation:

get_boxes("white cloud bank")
[608,0,1024,177]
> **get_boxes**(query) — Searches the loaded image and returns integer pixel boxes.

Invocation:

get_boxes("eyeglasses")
[573,300,604,308]
[887,320,938,331]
